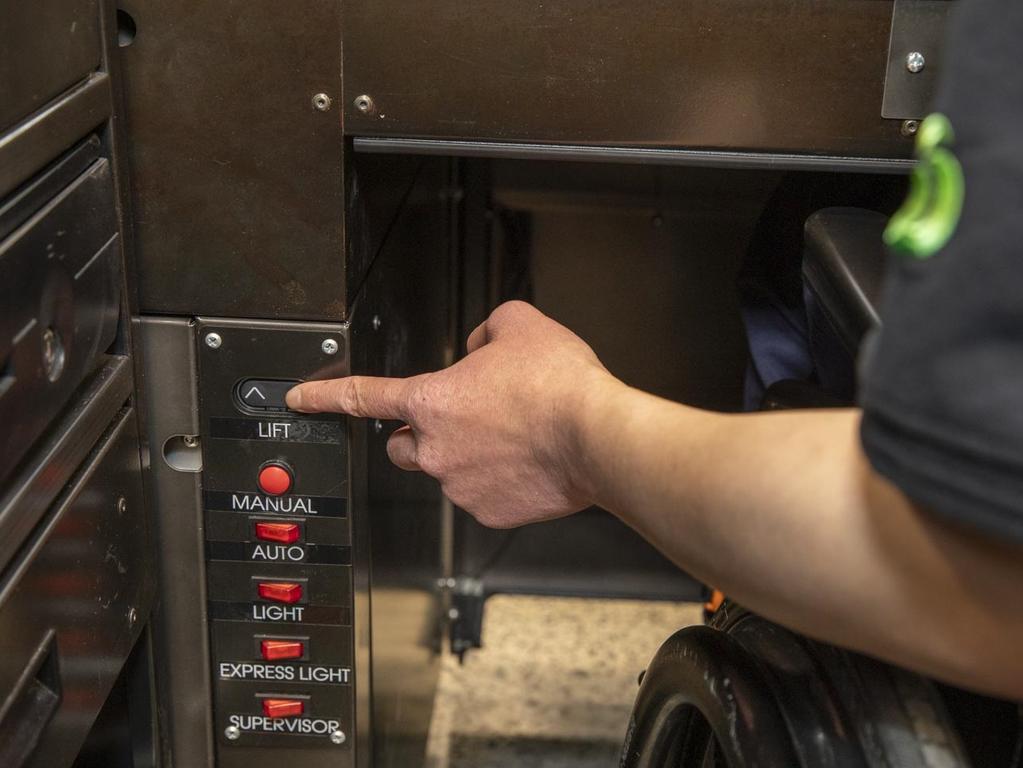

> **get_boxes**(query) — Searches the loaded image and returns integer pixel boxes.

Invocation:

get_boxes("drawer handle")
[0,631,62,767]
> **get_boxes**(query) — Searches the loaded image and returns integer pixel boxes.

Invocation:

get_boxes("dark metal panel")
[0,73,112,200]
[67,628,161,768]
[0,356,132,574]
[0,0,102,133]
[0,407,151,768]
[0,158,121,486]
[118,0,346,321]
[343,0,910,157]
[882,0,953,119]
[350,157,453,767]
[193,318,358,768]
[470,512,706,602]
[345,152,426,310]
[135,317,215,768]
[354,137,916,174]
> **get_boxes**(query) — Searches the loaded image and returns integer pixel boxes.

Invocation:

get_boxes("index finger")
[287,375,417,420]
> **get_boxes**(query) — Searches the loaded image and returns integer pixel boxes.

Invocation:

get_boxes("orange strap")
[704,589,725,614]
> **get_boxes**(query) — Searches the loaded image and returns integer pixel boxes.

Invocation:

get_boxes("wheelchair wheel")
[622,602,971,768]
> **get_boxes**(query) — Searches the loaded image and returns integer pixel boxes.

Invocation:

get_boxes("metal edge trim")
[136,316,216,767]
[0,72,113,200]
[352,137,916,175]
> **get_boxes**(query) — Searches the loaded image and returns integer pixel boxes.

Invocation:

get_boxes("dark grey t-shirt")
[860,0,1023,543]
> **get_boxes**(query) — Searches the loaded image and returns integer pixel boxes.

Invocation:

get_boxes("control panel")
[197,320,356,768]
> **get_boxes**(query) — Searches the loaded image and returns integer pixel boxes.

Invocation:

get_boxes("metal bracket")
[882,0,955,120]
[438,576,485,661]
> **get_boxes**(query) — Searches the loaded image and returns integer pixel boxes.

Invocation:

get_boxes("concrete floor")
[425,595,703,768]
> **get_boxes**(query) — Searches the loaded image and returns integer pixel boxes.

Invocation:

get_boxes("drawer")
[0,157,121,485]
[0,0,102,133]
[0,408,150,768]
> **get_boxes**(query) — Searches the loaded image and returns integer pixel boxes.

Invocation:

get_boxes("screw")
[321,338,339,355]
[117,496,127,514]
[371,315,382,331]
[205,332,222,349]
[905,51,925,74]
[312,92,332,111]
[128,607,138,625]
[41,327,67,382]
[224,725,241,741]
[354,94,375,115]
[901,119,920,137]
[330,730,347,745]
[448,607,461,621]
[183,435,200,448]
[373,419,383,434]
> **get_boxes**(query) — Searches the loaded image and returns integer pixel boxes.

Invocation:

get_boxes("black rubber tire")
[709,602,972,768]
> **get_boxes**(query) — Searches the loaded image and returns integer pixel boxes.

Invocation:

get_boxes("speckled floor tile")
[426,595,703,768]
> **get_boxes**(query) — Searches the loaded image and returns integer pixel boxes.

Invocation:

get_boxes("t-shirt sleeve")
[859,0,1023,544]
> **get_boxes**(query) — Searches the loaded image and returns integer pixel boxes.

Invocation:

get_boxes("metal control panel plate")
[196,319,355,768]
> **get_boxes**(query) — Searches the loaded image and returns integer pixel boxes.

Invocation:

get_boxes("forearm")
[576,380,1023,698]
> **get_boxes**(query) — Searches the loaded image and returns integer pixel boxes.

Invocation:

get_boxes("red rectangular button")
[254,521,300,544]
[262,698,304,718]
[257,581,303,604]
[261,639,304,661]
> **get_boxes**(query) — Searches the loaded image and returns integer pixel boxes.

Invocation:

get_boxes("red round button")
[258,464,292,495]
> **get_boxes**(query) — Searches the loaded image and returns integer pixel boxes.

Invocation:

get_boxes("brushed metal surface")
[118,0,346,320]
[0,0,102,133]
[881,0,953,119]
[344,0,910,158]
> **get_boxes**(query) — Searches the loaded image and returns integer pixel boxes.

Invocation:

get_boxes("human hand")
[286,301,616,528]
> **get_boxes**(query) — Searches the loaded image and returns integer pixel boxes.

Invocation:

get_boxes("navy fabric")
[741,289,813,411]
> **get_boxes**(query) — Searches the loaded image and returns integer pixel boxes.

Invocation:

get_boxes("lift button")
[262,698,304,718]
[239,379,298,410]
[258,464,292,496]
[257,582,303,604]
[261,639,305,661]
[254,521,300,544]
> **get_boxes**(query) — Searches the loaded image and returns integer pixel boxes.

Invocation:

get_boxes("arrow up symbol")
[245,386,267,401]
